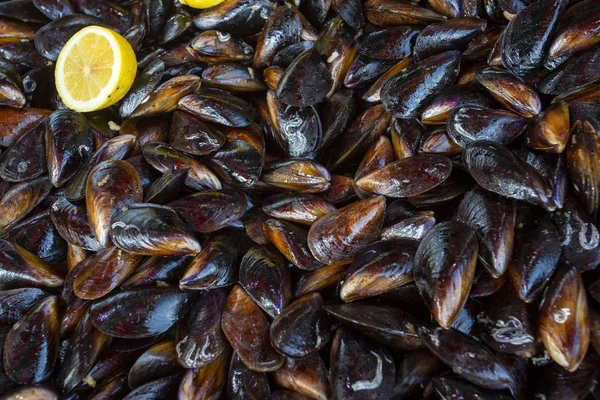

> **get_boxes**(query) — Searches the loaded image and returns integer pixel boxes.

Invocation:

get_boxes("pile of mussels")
[0,0,598,398]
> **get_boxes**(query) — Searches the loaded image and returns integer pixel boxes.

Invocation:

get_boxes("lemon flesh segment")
[55,26,137,113]
[179,0,226,9]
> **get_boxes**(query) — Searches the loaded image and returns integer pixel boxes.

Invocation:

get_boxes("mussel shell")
[123,376,181,400]
[227,351,271,399]
[264,219,324,271]
[34,14,105,61]
[261,158,331,193]
[457,187,516,277]
[262,194,336,226]
[273,354,328,400]
[130,74,201,119]
[178,88,255,128]
[462,141,552,209]
[188,30,253,62]
[500,0,568,75]
[221,285,284,372]
[239,245,292,318]
[319,87,355,150]
[179,235,240,290]
[566,120,600,215]
[356,26,419,60]
[338,239,417,302]
[144,169,188,205]
[0,239,63,291]
[0,287,48,325]
[428,377,514,400]
[329,327,395,400]
[414,17,487,61]
[50,196,101,251]
[175,288,227,369]
[193,0,273,37]
[122,255,192,289]
[86,160,143,247]
[110,203,201,256]
[476,68,542,117]
[276,49,332,108]
[89,288,194,339]
[0,120,46,182]
[253,5,301,70]
[3,296,58,384]
[539,44,600,96]
[525,102,570,153]
[201,63,267,92]
[119,59,165,119]
[0,175,52,231]
[365,0,446,26]
[325,303,422,351]
[270,292,331,358]
[420,83,490,125]
[73,0,131,33]
[177,345,230,400]
[127,341,183,389]
[209,139,264,188]
[417,326,515,391]
[307,196,385,265]
[447,106,528,148]
[547,0,600,62]
[168,188,249,233]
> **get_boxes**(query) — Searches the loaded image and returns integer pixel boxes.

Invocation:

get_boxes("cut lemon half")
[179,0,226,9]
[55,26,137,112]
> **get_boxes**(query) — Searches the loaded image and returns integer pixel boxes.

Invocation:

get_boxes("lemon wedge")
[179,0,226,9]
[55,26,137,112]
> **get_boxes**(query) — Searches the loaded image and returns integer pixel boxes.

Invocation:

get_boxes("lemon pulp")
[55,26,137,112]
[179,0,226,9]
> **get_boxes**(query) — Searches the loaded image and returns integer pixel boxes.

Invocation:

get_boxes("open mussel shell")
[109,203,201,257]
[86,160,143,247]
[501,0,568,75]
[176,288,227,369]
[239,245,291,318]
[168,188,249,233]
[414,221,478,328]
[308,196,385,265]
[457,187,516,277]
[89,287,194,339]
[447,106,528,148]
[381,50,461,119]
[463,140,553,209]
[414,17,487,61]
[356,154,452,198]
[3,295,58,385]
[329,327,395,400]
[417,326,516,392]
[221,285,284,372]
[338,239,417,302]
[270,292,331,358]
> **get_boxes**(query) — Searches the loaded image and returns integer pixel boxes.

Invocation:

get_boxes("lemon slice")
[55,26,137,112]
[179,0,226,9]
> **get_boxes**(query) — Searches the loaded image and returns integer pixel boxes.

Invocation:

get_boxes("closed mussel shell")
[89,287,194,339]
[420,83,490,125]
[324,303,422,351]
[338,239,417,302]
[566,120,600,216]
[262,193,336,226]
[34,14,104,61]
[476,68,542,117]
[0,287,48,325]
[5,210,66,262]
[357,26,418,60]
[273,354,329,400]
[457,187,516,277]
[539,44,600,96]
[364,0,446,27]
[253,5,301,70]
[202,63,267,92]
[188,30,253,63]
[168,188,249,233]
[525,102,570,153]
[128,341,183,389]
[129,75,201,119]
[447,106,528,148]
[419,127,462,156]
[3,296,58,384]
[110,203,201,256]
[390,117,424,159]
[50,196,102,251]
[178,345,230,400]
[270,292,331,358]
[329,327,395,400]
[380,212,436,241]
[178,88,255,128]
[227,351,271,399]
[239,245,292,318]
[264,219,323,271]
[261,158,331,193]
[276,49,332,108]
[392,349,442,399]
[86,160,143,247]
[539,264,590,372]
[381,50,461,119]
[119,59,165,119]
[308,196,385,265]
[0,121,46,182]
[417,326,515,391]
[122,255,192,289]
[144,169,188,205]
[221,285,284,372]
[124,376,180,400]
[175,288,227,369]
[0,175,52,231]
[414,17,486,61]
[516,148,567,210]
[356,154,452,198]
[0,239,63,290]
[414,221,478,328]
